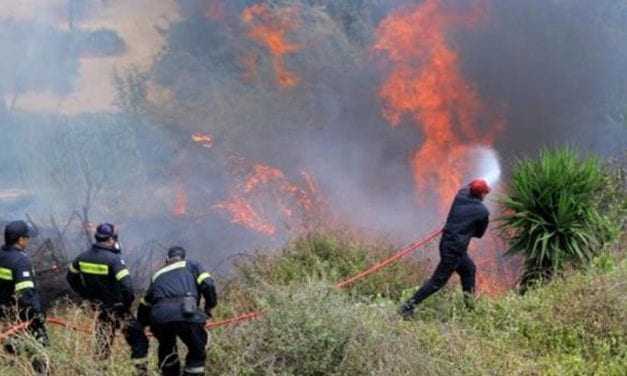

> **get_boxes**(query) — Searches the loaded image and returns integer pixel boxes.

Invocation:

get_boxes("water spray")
[470,146,502,188]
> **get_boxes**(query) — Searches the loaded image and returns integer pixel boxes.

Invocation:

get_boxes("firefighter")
[137,246,218,376]
[66,223,148,374]
[400,179,491,318]
[0,220,49,375]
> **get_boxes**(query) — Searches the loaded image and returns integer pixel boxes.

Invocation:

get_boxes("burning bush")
[500,148,622,288]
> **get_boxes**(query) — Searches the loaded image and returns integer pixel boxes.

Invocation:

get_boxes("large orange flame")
[215,162,319,236]
[374,1,514,295]
[242,4,301,88]
[374,0,501,211]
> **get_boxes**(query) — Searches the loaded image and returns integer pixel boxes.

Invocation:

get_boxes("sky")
[0,0,179,114]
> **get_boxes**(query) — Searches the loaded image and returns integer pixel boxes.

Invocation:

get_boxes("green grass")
[1,232,625,375]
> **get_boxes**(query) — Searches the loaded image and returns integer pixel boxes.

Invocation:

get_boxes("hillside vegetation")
[1,232,625,376]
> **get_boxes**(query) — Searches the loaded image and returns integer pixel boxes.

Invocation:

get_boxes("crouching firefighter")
[138,246,218,376]
[400,179,491,318]
[66,223,149,374]
[0,221,49,375]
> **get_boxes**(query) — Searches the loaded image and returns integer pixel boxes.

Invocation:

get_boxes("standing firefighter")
[66,223,149,374]
[138,246,218,376]
[0,220,49,375]
[400,179,491,318]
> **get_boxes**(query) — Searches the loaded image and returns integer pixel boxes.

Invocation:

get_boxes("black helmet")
[4,220,32,245]
[95,223,116,242]
[167,246,186,261]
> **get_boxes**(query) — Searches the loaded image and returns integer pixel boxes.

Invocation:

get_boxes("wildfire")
[241,4,301,88]
[192,133,214,149]
[215,162,320,236]
[374,0,502,212]
[469,229,520,296]
[174,181,188,217]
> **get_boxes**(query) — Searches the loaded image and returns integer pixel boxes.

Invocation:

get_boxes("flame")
[241,4,301,88]
[174,181,188,217]
[374,0,502,211]
[192,133,214,149]
[215,162,319,236]
[470,229,522,296]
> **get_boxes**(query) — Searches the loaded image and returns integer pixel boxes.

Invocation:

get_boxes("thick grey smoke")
[1,0,625,280]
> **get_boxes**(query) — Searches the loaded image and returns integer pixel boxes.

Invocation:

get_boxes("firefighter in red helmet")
[400,179,491,318]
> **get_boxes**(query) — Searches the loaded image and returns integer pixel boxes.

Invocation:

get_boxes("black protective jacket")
[137,260,217,325]
[0,245,43,319]
[67,244,134,311]
[441,187,490,253]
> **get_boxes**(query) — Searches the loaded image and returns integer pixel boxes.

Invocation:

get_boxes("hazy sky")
[0,0,179,114]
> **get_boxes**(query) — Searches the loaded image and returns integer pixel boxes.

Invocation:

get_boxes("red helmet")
[469,179,491,198]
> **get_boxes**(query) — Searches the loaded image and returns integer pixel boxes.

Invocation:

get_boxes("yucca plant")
[500,148,615,289]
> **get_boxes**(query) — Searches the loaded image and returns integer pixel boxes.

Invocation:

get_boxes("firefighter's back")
[71,244,126,308]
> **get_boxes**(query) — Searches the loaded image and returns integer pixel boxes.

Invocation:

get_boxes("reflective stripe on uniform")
[0,267,12,281]
[78,262,109,275]
[196,272,211,285]
[15,281,34,291]
[68,263,79,274]
[115,269,130,281]
[183,366,204,374]
[152,261,187,282]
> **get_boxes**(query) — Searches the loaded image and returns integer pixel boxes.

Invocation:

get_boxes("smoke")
[1,0,626,281]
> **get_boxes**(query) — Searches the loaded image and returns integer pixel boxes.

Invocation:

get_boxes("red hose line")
[205,311,263,330]
[46,317,92,334]
[335,228,442,289]
[16,229,442,336]
[203,227,442,330]
[0,321,31,343]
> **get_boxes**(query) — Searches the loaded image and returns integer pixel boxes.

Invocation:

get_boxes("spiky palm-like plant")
[500,148,614,288]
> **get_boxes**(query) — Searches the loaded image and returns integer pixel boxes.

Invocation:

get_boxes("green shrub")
[500,148,618,287]
[218,231,431,314]
[2,235,625,375]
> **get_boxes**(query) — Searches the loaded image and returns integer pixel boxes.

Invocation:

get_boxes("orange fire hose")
[0,321,31,343]
[2,228,442,339]
[202,227,443,330]
[46,317,92,334]
[205,311,263,330]
[335,228,443,289]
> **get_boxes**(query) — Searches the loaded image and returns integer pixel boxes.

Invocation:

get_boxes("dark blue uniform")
[402,187,489,313]
[0,244,49,372]
[0,245,44,318]
[138,259,217,376]
[67,244,149,363]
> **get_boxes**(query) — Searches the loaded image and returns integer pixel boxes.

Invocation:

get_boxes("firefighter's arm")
[66,259,87,296]
[14,257,43,317]
[111,258,135,309]
[196,268,218,313]
[136,285,154,327]
[474,214,489,239]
